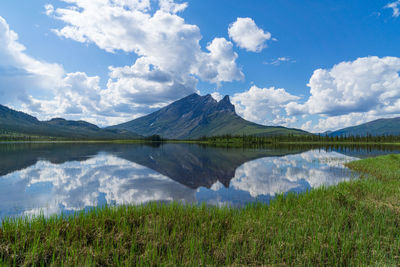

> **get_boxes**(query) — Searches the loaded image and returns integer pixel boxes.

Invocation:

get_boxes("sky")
[0,0,399,132]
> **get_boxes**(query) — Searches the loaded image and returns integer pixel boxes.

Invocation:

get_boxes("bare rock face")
[216,95,235,113]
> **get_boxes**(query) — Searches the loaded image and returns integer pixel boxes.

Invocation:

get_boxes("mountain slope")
[328,117,400,137]
[0,104,141,139]
[109,93,309,139]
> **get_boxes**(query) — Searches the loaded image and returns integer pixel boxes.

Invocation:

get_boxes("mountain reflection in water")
[0,143,398,218]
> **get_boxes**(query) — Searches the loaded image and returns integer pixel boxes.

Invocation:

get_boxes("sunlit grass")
[0,154,399,265]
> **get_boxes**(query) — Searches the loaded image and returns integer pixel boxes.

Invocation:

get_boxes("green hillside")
[0,105,141,140]
[329,117,400,137]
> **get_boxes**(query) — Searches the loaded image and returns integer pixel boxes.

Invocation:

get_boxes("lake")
[0,143,399,220]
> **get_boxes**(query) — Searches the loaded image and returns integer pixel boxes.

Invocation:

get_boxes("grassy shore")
[1,154,400,265]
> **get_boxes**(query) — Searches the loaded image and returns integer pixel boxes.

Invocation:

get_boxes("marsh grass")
[1,154,400,265]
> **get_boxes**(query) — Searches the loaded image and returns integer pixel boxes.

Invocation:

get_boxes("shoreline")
[0,154,399,265]
[1,139,400,146]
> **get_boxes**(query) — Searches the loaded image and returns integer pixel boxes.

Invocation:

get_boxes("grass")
[346,153,400,180]
[1,154,400,265]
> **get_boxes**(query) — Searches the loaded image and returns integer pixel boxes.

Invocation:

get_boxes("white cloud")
[210,56,400,133]
[286,56,400,132]
[44,4,54,16]
[0,16,64,91]
[386,0,400,17]
[286,56,400,116]
[104,57,197,106]
[228,17,272,52]
[265,57,295,66]
[45,0,243,118]
[159,0,188,13]
[0,16,131,125]
[210,92,223,102]
[300,120,313,132]
[0,1,245,126]
[0,16,63,109]
[31,72,104,118]
[196,38,244,84]
[49,0,243,84]
[231,85,299,126]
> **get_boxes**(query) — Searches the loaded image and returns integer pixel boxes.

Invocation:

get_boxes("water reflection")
[196,150,357,206]
[0,143,398,219]
[0,154,195,218]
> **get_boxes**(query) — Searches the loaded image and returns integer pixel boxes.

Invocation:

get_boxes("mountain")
[109,93,309,139]
[0,104,141,139]
[328,117,400,137]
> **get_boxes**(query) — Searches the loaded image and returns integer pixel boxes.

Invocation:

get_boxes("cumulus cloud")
[49,0,243,87]
[38,0,243,120]
[0,16,104,119]
[44,4,54,16]
[286,56,400,132]
[227,56,400,132]
[300,120,313,132]
[228,17,272,52]
[0,15,140,125]
[104,57,197,106]
[196,38,244,84]
[0,16,64,95]
[386,0,400,17]
[159,0,188,13]
[210,92,223,102]
[0,1,245,125]
[231,85,299,126]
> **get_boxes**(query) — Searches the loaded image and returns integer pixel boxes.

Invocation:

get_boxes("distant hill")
[108,93,310,139]
[0,104,141,139]
[328,117,400,137]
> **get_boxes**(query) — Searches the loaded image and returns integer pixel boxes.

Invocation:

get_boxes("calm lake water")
[0,143,399,219]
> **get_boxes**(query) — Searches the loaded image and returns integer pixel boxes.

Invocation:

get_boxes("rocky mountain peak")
[217,95,235,113]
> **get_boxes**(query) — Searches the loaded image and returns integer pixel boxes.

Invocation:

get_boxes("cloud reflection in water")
[202,150,357,205]
[0,148,357,218]
[0,153,195,218]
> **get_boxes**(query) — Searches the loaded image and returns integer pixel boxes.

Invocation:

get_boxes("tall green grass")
[1,154,400,265]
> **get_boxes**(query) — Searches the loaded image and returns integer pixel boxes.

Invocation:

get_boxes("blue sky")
[0,0,399,132]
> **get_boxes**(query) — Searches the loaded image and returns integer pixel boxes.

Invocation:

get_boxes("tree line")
[196,133,400,144]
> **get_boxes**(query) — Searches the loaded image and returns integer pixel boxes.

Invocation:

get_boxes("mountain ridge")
[328,117,400,137]
[0,104,141,139]
[108,93,310,139]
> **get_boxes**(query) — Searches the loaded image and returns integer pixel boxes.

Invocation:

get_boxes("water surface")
[0,143,398,219]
